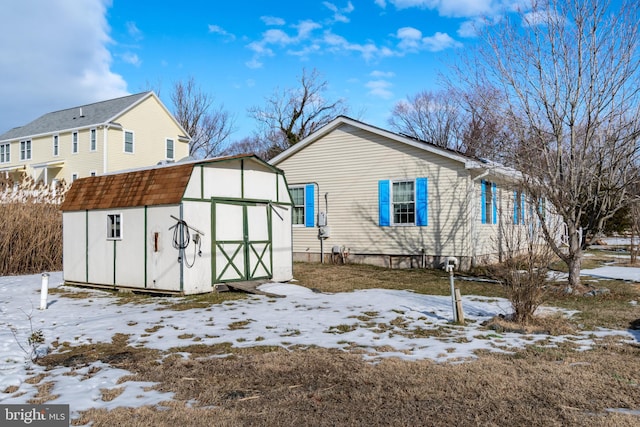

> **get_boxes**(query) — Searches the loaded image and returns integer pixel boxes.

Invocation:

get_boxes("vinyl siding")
[1,95,189,183]
[106,96,189,173]
[277,124,474,259]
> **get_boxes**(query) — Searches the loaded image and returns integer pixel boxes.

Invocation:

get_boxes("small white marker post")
[40,273,49,310]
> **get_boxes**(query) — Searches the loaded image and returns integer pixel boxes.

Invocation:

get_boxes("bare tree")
[459,0,640,289]
[389,86,508,159]
[171,77,236,159]
[389,90,462,149]
[248,68,348,158]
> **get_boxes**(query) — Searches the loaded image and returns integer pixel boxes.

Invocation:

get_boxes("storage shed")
[61,155,293,294]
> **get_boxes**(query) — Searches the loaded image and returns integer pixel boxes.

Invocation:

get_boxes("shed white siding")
[62,156,293,294]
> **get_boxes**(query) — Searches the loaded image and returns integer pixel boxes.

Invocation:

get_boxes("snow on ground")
[0,271,637,420]
[581,266,640,282]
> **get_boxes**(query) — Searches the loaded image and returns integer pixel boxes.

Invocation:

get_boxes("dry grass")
[0,176,66,275]
[58,341,640,427]
[292,262,507,297]
[29,262,640,425]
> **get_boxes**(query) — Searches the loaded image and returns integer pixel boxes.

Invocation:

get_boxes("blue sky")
[0,0,526,145]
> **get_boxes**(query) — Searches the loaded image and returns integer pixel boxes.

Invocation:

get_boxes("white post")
[40,273,49,310]
[449,268,457,323]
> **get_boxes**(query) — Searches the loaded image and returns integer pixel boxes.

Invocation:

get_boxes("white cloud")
[395,27,461,52]
[261,16,286,26]
[375,0,387,8]
[370,70,395,78]
[422,32,462,51]
[387,0,510,18]
[366,79,394,99]
[126,21,143,41]
[0,0,128,134]
[120,52,141,67]
[208,24,236,41]
[323,1,355,23]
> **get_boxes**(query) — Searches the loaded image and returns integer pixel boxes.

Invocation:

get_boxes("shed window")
[107,214,122,239]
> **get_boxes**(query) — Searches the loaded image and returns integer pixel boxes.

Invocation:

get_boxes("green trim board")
[85,210,89,283]
[211,199,273,284]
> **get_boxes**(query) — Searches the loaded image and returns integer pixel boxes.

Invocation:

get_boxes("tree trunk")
[565,222,583,290]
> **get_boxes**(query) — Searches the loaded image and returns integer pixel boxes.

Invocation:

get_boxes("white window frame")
[90,128,97,152]
[20,140,31,161]
[52,134,59,157]
[124,130,134,154]
[290,186,306,226]
[71,173,79,182]
[0,143,10,163]
[107,213,123,240]
[72,131,79,154]
[391,179,416,225]
[90,170,97,177]
[165,138,175,160]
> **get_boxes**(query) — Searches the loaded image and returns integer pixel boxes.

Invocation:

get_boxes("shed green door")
[212,200,272,283]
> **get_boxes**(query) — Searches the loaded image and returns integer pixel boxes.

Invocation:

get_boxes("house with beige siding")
[270,116,538,270]
[0,92,189,185]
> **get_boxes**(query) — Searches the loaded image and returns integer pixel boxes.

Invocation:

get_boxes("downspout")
[469,170,490,268]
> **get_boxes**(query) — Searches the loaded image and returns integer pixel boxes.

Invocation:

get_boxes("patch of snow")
[0,270,637,420]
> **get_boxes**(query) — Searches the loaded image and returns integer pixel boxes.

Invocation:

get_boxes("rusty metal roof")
[61,154,270,212]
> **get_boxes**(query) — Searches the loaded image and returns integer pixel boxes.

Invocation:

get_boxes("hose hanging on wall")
[169,215,204,269]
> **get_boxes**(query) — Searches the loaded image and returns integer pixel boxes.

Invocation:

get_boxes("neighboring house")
[270,116,544,270]
[60,155,293,295]
[0,92,189,185]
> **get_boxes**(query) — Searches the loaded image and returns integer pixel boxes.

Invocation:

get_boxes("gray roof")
[0,92,152,141]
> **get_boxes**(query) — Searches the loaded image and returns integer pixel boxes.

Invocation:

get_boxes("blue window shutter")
[305,184,315,227]
[521,192,526,225]
[378,180,390,226]
[481,180,487,224]
[513,191,518,224]
[416,177,428,226]
[492,182,497,224]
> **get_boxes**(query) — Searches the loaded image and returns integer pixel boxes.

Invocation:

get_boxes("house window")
[71,173,78,182]
[72,131,78,154]
[124,131,134,153]
[90,170,97,177]
[90,128,97,151]
[379,178,427,227]
[107,214,122,239]
[20,140,31,160]
[513,191,525,225]
[0,143,10,163]
[53,135,59,156]
[166,138,174,160]
[481,180,497,224]
[291,186,305,225]
[392,180,415,225]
